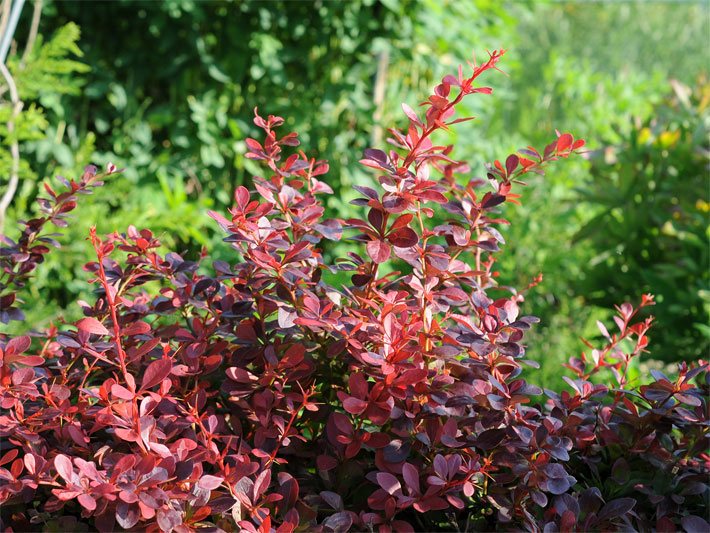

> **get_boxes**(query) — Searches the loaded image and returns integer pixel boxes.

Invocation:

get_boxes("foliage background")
[2,0,708,387]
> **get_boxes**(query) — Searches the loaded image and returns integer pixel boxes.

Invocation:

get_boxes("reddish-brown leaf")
[366,240,391,264]
[141,358,173,391]
[76,317,110,336]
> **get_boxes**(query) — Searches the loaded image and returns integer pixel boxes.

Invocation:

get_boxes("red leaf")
[76,317,110,336]
[463,481,475,497]
[54,454,73,483]
[349,373,368,399]
[114,428,138,442]
[78,493,97,511]
[253,469,271,498]
[111,384,135,400]
[317,455,339,472]
[481,193,506,209]
[446,494,465,509]
[0,449,18,467]
[560,510,576,532]
[505,154,519,175]
[367,208,384,232]
[198,475,224,491]
[191,506,212,523]
[364,432,390,448]
[389,214,414,231]
[418,190,448,204]
[6,335,31,355]
[556,133,574,153]
[366,240,391,264]
[401,103,422,125]
[342,397,368,415]
[519,157,535,168]
[15,355,44,366]
[141,358,173,391]
[207,210,231,230]
[235,186,251,210]
[396,369,427,386]
[387,227,418,248]
[376,472,401,495]
[122,321,150,336]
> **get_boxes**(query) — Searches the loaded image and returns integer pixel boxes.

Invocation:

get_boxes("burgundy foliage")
[1,50,708,532]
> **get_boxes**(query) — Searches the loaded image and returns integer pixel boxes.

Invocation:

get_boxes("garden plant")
[0,50,708,532]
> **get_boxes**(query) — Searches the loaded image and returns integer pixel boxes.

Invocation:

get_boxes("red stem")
[90,229,131,390]
[266,393,309,467]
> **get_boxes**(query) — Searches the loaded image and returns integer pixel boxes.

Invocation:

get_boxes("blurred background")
[1,0,708,387]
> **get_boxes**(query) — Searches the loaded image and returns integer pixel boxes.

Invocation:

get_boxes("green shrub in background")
[0,18,95,325]
[0,21,90,231]
[574,80,710,364]
[485,1,709,385]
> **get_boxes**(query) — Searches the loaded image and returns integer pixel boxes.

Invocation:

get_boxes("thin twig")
[20,0,42,68]
[0,61,22,234]
[90,227,132,388]
[0,0,25,64]
[0,0,11,46]
[371,49,389,148]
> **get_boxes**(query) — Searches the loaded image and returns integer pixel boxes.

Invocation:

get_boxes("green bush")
[484,1,709,385]
[574,80,710,363]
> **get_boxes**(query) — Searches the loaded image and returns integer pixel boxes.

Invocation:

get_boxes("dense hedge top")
[1,50,708,533]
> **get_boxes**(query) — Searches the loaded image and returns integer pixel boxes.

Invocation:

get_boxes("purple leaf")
[597,498,636,522]
[320,491,343,511]
[401,463,420,494]
[363,149,389,165]
[682,515,710,533]
[157,507,182,532]
[116,502,140,529]
[481,193,506,209]
[376,472,401,495]
[323,511,353,533]
[505,154,519,175]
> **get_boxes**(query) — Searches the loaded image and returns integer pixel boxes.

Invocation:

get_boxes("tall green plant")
[0,21,89,232]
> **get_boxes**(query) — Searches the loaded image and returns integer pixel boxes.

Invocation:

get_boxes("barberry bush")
[1,50,708,532]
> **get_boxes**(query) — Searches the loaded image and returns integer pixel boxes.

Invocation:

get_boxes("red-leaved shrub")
[1,50,708,533]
